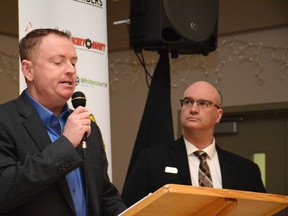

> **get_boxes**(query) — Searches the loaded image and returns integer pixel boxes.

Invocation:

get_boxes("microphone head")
[72,91,86,108]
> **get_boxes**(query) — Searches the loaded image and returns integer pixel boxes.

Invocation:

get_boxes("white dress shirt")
[184,137,223,188]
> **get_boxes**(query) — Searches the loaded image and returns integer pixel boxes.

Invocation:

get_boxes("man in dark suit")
[122,81,266,207]
[0,28,126,215]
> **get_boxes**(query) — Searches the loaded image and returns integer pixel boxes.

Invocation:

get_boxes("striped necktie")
[194,150,213,187]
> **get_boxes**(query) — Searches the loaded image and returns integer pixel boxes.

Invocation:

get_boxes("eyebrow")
[51,55,78,61]
[183,97,209,101]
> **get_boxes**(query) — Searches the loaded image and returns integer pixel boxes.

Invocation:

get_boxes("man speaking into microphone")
[0,28,126,216]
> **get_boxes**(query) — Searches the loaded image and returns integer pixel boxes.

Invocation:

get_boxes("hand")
[63,106,91,148]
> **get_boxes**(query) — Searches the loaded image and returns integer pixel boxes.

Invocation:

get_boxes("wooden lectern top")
[120,184,288,216]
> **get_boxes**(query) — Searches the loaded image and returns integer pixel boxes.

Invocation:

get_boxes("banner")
[18,0,113,177]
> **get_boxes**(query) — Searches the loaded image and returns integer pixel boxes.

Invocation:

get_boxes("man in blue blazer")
[0,28,126,215]
[122,81,266,207]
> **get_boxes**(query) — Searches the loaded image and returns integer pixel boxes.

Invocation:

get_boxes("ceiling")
[1,0,288,51]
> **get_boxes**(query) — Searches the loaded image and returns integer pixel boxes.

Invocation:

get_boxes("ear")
[21,60,33,81]
[215,108,223,124]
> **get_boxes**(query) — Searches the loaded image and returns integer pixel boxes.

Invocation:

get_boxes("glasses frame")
[179,98,221,109]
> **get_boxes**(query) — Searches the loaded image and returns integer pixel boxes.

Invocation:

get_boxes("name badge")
[165,166,178,174]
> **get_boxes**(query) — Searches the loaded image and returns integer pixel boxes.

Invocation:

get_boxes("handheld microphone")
[71,91,87,159]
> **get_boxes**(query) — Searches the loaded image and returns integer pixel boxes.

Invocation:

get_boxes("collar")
[184,137,216,159]
[25,90,71,127]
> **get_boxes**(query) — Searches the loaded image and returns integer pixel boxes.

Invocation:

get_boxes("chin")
[61,92,73,100]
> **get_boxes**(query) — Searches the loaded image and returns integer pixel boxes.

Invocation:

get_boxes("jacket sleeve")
[0,131,83,213]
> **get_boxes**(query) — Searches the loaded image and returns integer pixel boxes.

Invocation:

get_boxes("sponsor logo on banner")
[77,76,108,89]
[73,0,103,9]
[76,76,108,88]
[72,36,106,54]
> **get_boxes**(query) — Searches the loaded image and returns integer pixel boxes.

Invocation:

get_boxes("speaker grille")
[163,0,218,41]
[129,0,219,56]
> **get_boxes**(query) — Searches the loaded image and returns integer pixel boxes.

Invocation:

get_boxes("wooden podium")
[120,184,288,216]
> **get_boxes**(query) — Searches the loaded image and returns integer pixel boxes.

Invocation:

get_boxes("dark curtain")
[124,51,175,183]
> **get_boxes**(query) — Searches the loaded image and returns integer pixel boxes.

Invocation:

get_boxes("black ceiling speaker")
[129,0,219,57]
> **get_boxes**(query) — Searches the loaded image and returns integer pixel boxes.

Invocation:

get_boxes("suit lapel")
[167,138,192,185]
[22,115,52,151]
[16,92,76,214]
[217,146,237,189]
[17,92,51,151]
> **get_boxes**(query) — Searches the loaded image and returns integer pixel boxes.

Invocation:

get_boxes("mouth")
[60,81,73,86]
[187,116,199,121]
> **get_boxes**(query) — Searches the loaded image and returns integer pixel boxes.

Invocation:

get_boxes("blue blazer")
[122,137,266,207]
[0,91,126,216]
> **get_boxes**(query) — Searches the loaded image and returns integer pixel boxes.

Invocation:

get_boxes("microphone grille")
[72,91,86,108]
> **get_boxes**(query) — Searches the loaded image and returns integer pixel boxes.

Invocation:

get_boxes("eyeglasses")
[179,98,221,109]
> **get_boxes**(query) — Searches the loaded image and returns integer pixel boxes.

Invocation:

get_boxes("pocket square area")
[165,166,178,174]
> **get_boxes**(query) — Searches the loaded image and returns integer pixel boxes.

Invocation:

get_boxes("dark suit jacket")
[122,137,266,207]
[0,92,126,216]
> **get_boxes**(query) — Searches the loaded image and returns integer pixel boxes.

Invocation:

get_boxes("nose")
[65,61,76,74]
[189,102,199,114]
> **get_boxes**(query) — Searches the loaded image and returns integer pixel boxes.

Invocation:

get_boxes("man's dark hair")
[19,28,71,61]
